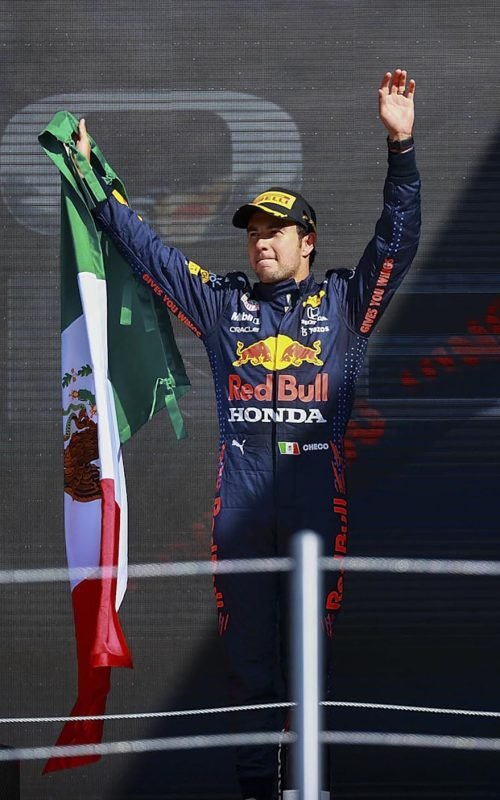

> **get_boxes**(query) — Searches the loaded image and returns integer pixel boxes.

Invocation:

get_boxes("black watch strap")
[387,135,414,153]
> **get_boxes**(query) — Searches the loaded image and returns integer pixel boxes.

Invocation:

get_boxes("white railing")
[2,535,500,799]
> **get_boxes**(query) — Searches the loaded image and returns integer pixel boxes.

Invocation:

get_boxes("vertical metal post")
[292,531,322,800]
[0,747,20,800]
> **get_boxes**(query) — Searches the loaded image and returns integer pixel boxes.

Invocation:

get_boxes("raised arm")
[334,68,420,336]
[73,119,242,339]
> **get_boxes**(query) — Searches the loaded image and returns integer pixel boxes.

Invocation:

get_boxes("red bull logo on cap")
[232,334,324,370]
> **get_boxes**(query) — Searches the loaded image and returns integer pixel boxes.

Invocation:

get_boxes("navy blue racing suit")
[90,146,420,796]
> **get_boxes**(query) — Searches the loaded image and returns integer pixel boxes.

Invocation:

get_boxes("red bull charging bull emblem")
[232,335,324,370]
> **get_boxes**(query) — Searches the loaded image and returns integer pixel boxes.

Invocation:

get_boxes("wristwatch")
[387,135,414,153]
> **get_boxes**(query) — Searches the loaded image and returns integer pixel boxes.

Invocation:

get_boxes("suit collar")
[253,272,317,302]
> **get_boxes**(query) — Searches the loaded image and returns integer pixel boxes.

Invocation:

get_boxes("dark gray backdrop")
[1,1,499,798]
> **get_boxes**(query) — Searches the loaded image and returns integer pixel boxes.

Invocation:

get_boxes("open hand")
[378,69,415,139]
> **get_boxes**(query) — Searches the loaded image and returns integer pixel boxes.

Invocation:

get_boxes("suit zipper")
[272,293,293,544]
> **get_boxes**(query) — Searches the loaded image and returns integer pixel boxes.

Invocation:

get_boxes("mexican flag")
[278,441,300,455]
[39,112,190,772]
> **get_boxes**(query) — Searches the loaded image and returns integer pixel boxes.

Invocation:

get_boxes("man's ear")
[302,231,316,257]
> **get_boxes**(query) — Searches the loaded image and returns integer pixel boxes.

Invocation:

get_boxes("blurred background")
[0,1,499,797]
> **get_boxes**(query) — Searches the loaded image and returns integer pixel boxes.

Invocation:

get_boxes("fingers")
[78,117,88,140]
[378,71,392,96]
[71,118,88,146]
[391,69,406,94]
[380,69,416,99]
[71,117,91,164]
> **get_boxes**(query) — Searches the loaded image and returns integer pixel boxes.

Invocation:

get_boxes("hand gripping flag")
[39,111,190,772]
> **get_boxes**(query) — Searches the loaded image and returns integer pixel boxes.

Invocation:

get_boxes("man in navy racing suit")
[76,68,420,800]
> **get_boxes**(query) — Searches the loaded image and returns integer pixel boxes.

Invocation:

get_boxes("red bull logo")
[233,339,272,367]
[232,335,324,370]
[228,373,328,402]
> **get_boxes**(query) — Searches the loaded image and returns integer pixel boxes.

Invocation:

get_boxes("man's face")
[246,210,315,284]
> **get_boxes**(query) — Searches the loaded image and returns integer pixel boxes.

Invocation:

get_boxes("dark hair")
[297,225,317,268]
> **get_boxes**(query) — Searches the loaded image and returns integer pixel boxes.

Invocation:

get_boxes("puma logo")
[231,439,246,455]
